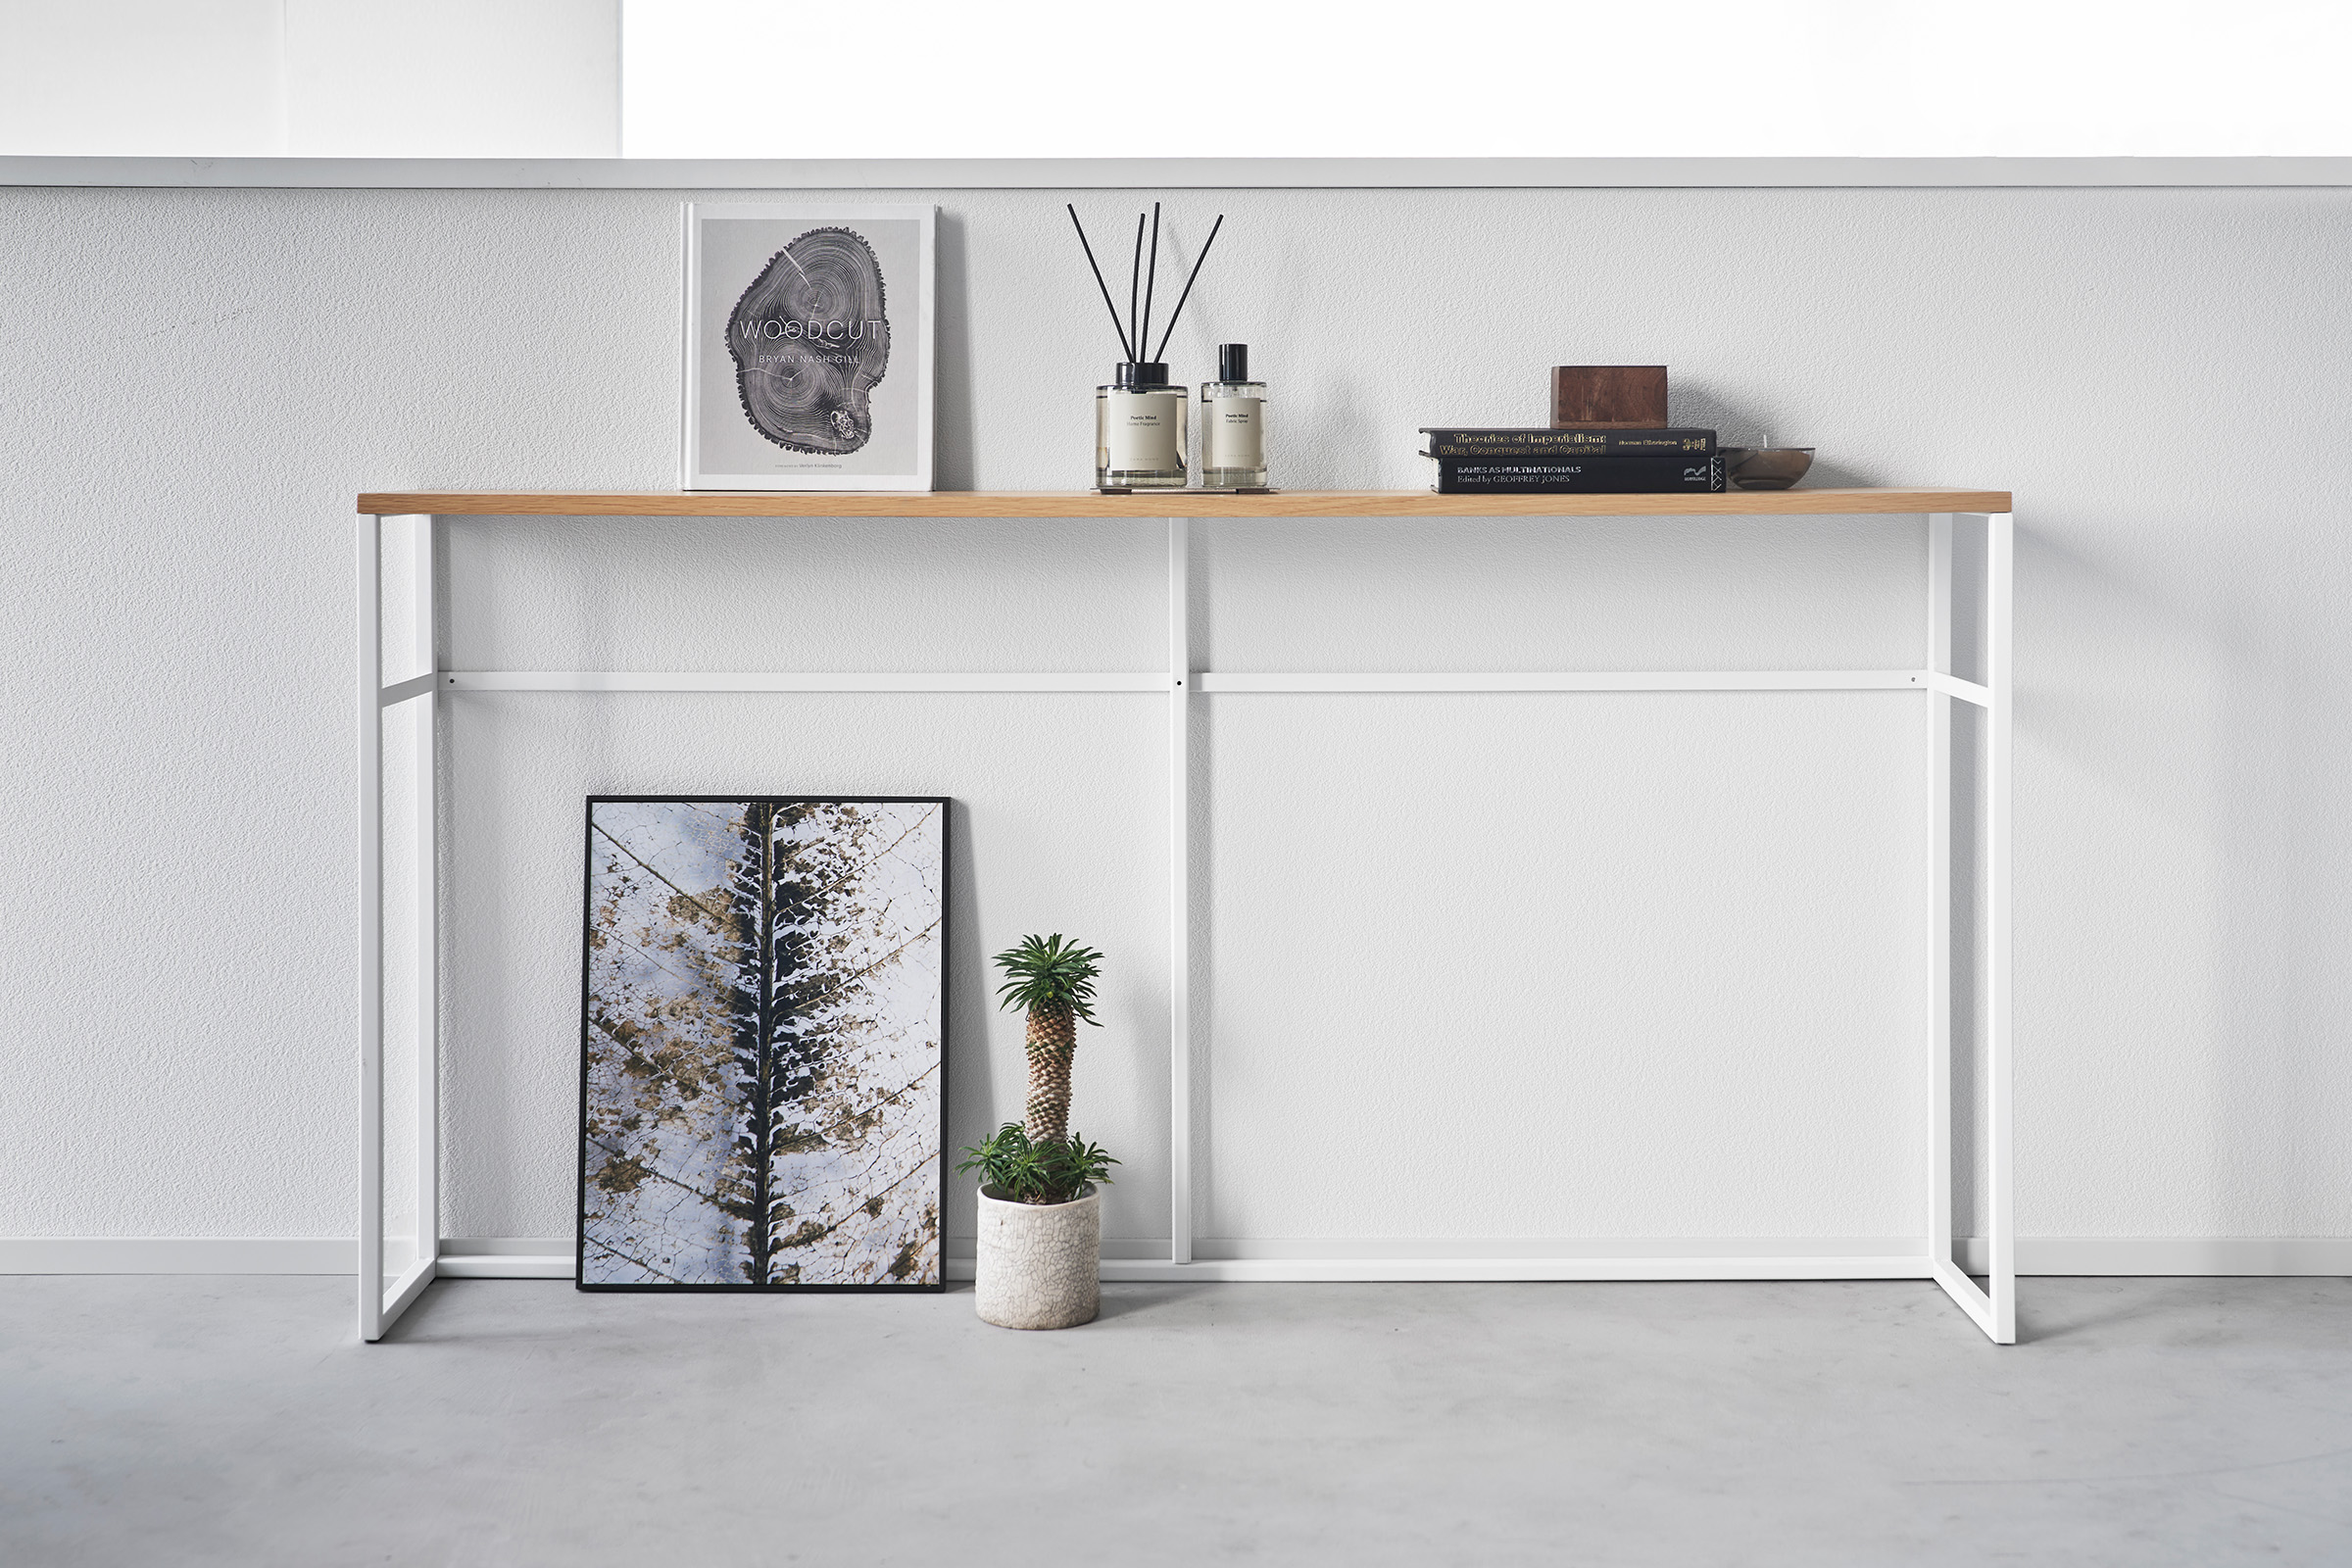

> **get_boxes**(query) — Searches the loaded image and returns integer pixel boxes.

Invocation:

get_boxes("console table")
[355,488,2015,1343]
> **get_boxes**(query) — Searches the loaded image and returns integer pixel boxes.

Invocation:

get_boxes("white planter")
[973,1184,1101,1330]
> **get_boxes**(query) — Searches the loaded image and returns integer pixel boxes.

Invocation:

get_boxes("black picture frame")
[575,795,950,1293]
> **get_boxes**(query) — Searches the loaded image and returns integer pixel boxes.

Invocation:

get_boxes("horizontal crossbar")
[444,670,1164,692]
[377,672,437,706]
[1198,670,1931,694]
[438,670,1940,695]
[1087,1254,1937,1282]
[1928,671,1992,708]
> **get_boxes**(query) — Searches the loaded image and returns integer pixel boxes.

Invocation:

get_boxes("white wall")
[9,1,2344,164]
[0,3,288,155]
[284,1,617,158]
[0,1,618,156]
[623,1,2352,158]
[1,182,2348,1259]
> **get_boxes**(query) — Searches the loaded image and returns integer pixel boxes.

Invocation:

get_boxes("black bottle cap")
[1218,343,1249,382]
[1113,362,1170,389]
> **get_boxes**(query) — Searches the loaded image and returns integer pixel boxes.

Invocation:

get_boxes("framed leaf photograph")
[680,202,936,491]
[577,797,948,1291]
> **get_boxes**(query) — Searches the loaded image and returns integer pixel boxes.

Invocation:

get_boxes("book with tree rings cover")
[682,203,936,491]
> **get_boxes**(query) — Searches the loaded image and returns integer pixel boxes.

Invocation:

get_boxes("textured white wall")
[1,184,2347,1252]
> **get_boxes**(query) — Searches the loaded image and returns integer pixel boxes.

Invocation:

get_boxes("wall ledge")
[4,156,2352,191]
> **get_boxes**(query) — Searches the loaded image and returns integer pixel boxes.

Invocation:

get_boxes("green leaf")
[961,1124,1120,1205]
[991,933,1105,1023]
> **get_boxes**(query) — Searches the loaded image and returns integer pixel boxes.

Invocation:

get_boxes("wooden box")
[1551,366,1669,429]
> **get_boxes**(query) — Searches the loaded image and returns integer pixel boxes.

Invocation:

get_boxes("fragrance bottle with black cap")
[1096,361,1190,489]
[1200,343,1267,489]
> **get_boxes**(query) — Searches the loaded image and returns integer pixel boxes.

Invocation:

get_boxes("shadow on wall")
[1187,613,1213,1248]
[2020,517,2334,1235]
[1671,381,1886,488]
[944,798,994,1240]
[934,212,976,490]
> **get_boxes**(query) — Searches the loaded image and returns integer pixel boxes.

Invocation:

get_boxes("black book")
[1426,454,1726,494]
[1420,426,1716,459]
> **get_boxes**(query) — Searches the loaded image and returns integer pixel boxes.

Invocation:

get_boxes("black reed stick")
[1127,213,1145,364]
[1139,201,1162,368]
[1066,205,1134,359]
[1151,214,1225,363]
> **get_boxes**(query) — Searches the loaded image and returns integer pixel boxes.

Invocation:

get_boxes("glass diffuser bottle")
[1200,343,1267,488]
[1067,200,1228,492]
[1096,362,1190,488]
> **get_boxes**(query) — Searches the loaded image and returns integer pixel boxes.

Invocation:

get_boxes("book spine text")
[1428,456,1727,494]
[1420,428,1716,458]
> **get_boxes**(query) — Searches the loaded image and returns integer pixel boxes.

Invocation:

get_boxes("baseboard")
[436,1239,573,1279]
[1962,1236,2352,1276]
[0,1238,358,1274]
[0,1237,569,1277]
[7,1235,2351,1278]
[1031,1236,2352,1280]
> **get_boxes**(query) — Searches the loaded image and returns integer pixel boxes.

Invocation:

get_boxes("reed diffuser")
[1070,201,1224,491]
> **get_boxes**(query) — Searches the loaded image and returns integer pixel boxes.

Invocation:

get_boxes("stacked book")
[1421,427,1722,494]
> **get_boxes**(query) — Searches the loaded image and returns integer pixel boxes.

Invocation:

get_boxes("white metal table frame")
[356,502,2015,1344]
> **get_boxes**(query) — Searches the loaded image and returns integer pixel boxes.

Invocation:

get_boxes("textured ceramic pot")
[974,1184,1100,1330]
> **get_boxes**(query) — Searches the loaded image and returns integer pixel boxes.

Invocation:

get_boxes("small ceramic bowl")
[1720,447,1815,490]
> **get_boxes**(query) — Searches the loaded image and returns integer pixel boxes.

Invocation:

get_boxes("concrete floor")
[5,1277,2350,1565]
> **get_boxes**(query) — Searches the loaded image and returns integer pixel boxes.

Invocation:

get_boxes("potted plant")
[958,934,1118,1329]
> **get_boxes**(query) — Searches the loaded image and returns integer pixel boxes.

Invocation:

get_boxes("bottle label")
[1205,398,1263,469]
[1106,396,1182,471]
